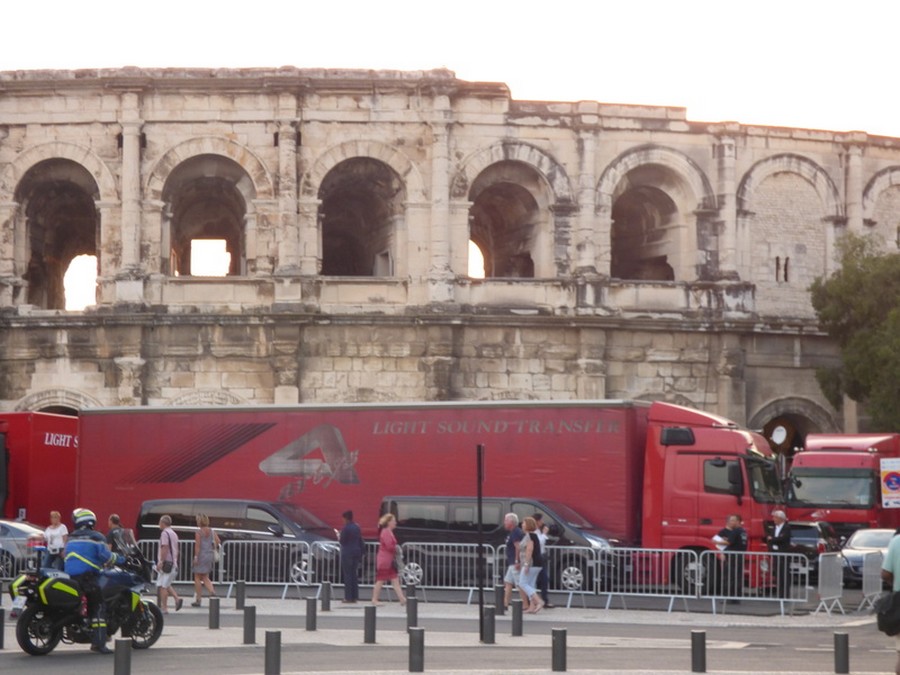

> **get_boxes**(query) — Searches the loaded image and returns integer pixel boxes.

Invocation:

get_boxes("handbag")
[875,591,900,636]
[213,545,221,563]
[161,560,174,574]
[392,546,405,573]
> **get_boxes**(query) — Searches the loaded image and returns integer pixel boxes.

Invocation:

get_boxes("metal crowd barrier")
[137,538,196,583]
[600,548,698,612]
[814,552,845,616]
[858,550,884,611]
[398,542,496,602]
[698,550,809,616]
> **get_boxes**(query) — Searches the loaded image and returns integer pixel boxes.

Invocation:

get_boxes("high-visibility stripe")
[38,578,80,605]
[64,551,102,570]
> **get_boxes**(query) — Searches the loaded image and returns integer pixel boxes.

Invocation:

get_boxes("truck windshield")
[746,457,783,503]
[788,468,876,508]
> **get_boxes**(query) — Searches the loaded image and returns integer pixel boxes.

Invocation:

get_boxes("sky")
[4,0,900,137]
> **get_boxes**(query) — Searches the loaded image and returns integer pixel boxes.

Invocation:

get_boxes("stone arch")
[737,153,841,217]
[303,140,426,202]
[748,396,840,454]
[15,388,103,412]
[166,390,248,406]
[451,141,575,205]
[146,137,275,202]
[862,166,900,218]
[597,145,715,281]
[596,144,715,210]
[0,141,117,201]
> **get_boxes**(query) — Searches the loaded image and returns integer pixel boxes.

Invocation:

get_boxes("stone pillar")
[574,124,599,275]
[0,201,21,305]
[275,99,300,275]
[428,95,454,303]
[119,92,143,274]
[715,131,738,278]
[844,143,864,233]
[298,197,321,275]
[96,200,127,305]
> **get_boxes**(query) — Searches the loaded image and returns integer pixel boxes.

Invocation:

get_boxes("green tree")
[810,233,900,431]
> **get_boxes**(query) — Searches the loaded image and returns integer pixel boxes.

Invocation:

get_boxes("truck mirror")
[268,523,285,537]
[727,463,743,495]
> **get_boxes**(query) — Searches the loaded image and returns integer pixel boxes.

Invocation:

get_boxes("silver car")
[841,527,895,588]
[0,519,45,578]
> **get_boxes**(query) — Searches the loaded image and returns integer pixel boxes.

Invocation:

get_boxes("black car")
[841,527,894,587]
[788,520,842,581]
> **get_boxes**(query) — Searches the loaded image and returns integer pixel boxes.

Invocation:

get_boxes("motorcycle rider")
[64,508,122,655]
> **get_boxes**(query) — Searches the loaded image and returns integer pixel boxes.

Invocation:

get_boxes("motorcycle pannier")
[37,577,82,608]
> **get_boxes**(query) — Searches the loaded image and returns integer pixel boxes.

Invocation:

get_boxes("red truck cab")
[788,433,900,540]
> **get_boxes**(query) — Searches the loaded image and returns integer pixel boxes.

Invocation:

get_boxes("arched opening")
[468,241,485,278]
[37,405,79,416]
[162,155,250,276]
[611,184,678,281]
[318,157,404,276]
[14,159,99,309]
[63,254,98,310]
[468,161,548,278]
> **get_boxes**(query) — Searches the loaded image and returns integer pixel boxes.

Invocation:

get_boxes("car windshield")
[849,530,895,549]
[788,468,875,508]
[275,503,336,538]
[539,501,595,530]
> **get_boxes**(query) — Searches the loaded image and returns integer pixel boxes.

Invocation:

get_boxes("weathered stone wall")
[1,67,897,438]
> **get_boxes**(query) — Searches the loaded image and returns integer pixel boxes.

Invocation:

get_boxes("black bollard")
[409,626,425,673]
[364,604,377,644]
[407,583,417,599]
[306,596,317,631]
[264,630,281,675]
[113,637,132,674]
[511,598,523,637]
[0,608,4,650]
[481,605,495,644]
[235,580,246,610]
[243,605,256,645]
[552,628,567,672]
[691,630,706,673]
[494,584,505,616]
[209,596,220,630]
[321,582,331,612]
[407,596,418,630]
[834,632,849,674]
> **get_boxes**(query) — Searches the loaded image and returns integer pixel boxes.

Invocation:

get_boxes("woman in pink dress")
[371,513,406,606]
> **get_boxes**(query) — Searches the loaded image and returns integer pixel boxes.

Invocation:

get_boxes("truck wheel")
[671,552,706,593]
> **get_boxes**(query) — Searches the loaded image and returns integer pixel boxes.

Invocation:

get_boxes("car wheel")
[558,557,591,592]
[0,551,16,578]
[401,557,425,587]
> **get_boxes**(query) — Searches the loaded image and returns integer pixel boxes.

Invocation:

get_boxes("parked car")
[136,499,339,584]
[789,520,842,582]
[0,519,45,578]
[841,527,895,588]
[379,496,620,591]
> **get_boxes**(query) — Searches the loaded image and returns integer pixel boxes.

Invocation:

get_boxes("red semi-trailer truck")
[788,433,900,539]
[0,412,79,521]
[68,400,782,553]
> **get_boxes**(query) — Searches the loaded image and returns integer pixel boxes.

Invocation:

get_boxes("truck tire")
[671,551,707,594]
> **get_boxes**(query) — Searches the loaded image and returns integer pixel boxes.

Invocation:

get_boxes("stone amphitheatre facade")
[1,67,898,449]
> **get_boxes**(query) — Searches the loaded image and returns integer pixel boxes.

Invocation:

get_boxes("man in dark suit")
[766,509,793,598]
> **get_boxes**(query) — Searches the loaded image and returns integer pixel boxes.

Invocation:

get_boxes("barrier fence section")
[814,552,845,616]
[397,542,497,602]
[600,548,699,612]
[858,550,884,611]
[698,550,809,616]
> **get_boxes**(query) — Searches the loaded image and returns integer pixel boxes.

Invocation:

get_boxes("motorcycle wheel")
[130,601,164,649]
[16,604,62,656]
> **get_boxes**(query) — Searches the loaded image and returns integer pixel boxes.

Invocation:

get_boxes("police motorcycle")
[9,529,164,655]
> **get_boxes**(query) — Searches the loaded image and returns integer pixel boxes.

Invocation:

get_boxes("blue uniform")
[65,528,115,575]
